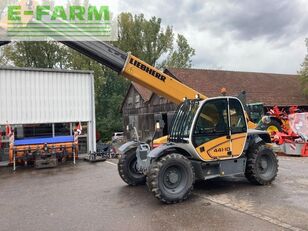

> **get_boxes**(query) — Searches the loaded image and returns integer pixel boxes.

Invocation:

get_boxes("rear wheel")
[245,143,278,185]
[118,148,146,186]
[147,153,195,204]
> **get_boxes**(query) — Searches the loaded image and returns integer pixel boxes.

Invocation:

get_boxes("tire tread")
[118,149,146,186]
[245,143,278,185]
[146,154,195,204]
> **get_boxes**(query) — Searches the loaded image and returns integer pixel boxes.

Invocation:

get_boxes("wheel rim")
[161,164,188,194]
[128,157,143,179]
[257,153,275,180]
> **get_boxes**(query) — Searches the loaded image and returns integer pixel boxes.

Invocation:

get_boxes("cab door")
[192,98,247,161]
[228,98,248,157]
[192,98,231,160]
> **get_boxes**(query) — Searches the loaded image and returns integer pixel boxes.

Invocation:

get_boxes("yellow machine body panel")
[230,133,248,155]
[122,54,206,105]
[247,121,257,129]
[152,135,168,148]
[195,133,247,160]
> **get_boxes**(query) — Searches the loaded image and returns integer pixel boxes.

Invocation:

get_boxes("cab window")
[229,98,247,134]
[193,99,229,146]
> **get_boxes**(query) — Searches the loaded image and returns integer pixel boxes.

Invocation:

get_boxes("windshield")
[169,100,199,143]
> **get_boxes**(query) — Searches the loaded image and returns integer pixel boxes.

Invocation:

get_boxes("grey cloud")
[120,0,308,44]
[118,0,307,74]
[203,0,307,43]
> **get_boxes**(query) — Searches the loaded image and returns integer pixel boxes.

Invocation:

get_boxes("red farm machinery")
[258,106,308,157]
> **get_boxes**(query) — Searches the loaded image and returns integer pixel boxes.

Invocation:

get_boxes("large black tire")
[245,143,278,185]
[147,154,195,204]
[118,148,146,186]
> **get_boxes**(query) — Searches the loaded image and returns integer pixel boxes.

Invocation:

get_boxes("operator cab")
[169,97,248,161]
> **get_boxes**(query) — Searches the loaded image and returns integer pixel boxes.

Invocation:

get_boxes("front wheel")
[147,154,195,204]
[245,143,278,185]
[118,148,146,186]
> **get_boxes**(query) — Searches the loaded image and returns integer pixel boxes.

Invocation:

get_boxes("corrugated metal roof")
[0,66,94,74]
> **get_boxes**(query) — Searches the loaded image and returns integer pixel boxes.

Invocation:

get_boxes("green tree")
[95,70,129,140]
[2,41,69,68]
[162,34,196,68]
[299,38,308,96]
[0,45,8,65]
[116,13,174,66]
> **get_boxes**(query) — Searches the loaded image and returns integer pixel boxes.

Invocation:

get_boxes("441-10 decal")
[213,147,231,153]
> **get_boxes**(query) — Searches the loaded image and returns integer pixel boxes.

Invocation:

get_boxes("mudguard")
[118,141,139,154]
[147,142,193,159]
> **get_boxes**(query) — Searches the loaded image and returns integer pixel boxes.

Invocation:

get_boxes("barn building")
[121,68,308,141]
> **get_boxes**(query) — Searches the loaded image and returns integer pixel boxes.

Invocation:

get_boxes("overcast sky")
[119,0,308,74]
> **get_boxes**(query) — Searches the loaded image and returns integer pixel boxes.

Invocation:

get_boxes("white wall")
[0,68,94,124]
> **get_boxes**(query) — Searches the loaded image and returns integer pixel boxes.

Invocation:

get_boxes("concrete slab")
[0,156,307,231]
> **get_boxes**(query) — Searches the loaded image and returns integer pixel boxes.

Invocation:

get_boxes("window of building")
[159,96,165,104]
[72,122,87,134]
[20,124,53,139]
[127,96,133,107]
[55,123,70,136]
[135,94,140,108]
[78,137,88,154]
[76,122,88,154]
